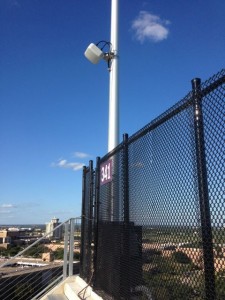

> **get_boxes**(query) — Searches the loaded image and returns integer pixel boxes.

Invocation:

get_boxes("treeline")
[0,244,80,260]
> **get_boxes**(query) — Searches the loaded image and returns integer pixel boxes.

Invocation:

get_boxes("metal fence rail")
[80,69,225,300]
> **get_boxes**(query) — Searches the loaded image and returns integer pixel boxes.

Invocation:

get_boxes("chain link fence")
[80,69,225,299]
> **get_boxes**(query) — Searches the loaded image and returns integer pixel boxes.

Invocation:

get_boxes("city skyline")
[0,0,224,224]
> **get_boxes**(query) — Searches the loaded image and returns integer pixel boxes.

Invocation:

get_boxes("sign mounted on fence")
[100,159,112,185]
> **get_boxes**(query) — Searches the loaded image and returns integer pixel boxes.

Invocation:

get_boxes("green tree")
[0,246,8,257]
[8,245,23,256]
[53,247,64,260]
[172,251,192,264]
[25,244,49,258]
[74,251,80,260]
[53,248,80,260]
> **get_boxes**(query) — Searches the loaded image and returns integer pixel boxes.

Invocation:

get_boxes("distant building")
[42,252,54,262]
[0,229,21,248]
[45,217,62,240]
[8,227,20,231]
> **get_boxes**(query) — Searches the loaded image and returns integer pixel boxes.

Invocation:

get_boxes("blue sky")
[0,0,224,224]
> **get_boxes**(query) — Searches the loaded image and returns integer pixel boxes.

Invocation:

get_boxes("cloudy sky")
[0,0,224,224]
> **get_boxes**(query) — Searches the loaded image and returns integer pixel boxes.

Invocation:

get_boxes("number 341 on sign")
[100,159,112,185]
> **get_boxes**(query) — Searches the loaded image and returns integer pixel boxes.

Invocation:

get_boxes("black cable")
[96,40,112,52]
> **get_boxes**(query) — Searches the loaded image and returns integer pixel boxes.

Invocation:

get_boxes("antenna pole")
[108,0,119,152]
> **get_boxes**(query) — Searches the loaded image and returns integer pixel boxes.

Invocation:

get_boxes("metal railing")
[0,217,81,300]
[80,69,225,299]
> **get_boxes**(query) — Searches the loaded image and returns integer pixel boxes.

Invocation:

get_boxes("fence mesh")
[81,69,225,299]
[128,104,205,299]
[201,71,225,299]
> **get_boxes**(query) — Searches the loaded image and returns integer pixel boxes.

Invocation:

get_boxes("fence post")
[123,133,129,226]
[123,133,130,298]
[88,160,94,281]
[63,221,69,280]
[192,78,215,299]
[80,166,87,278]
[93,156,100,287]
[69,218,75,276]
[88,160,94,241]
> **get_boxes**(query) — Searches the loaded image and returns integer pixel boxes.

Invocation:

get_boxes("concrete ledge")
[64,276,103,300]
[47,295,68,300]
[40,276,103,300]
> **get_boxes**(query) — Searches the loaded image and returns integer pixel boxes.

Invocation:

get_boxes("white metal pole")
[108,0,119,152]
[69,218,75,276]
[63,221,69,279]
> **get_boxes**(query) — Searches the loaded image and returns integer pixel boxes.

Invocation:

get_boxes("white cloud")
[73,152,90,159]
[52,159,84,171]
[131,11,170,43]
[0,204,15,208]
[52,151,89,171]
[0,204,15,215]
[0,202,38,216]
